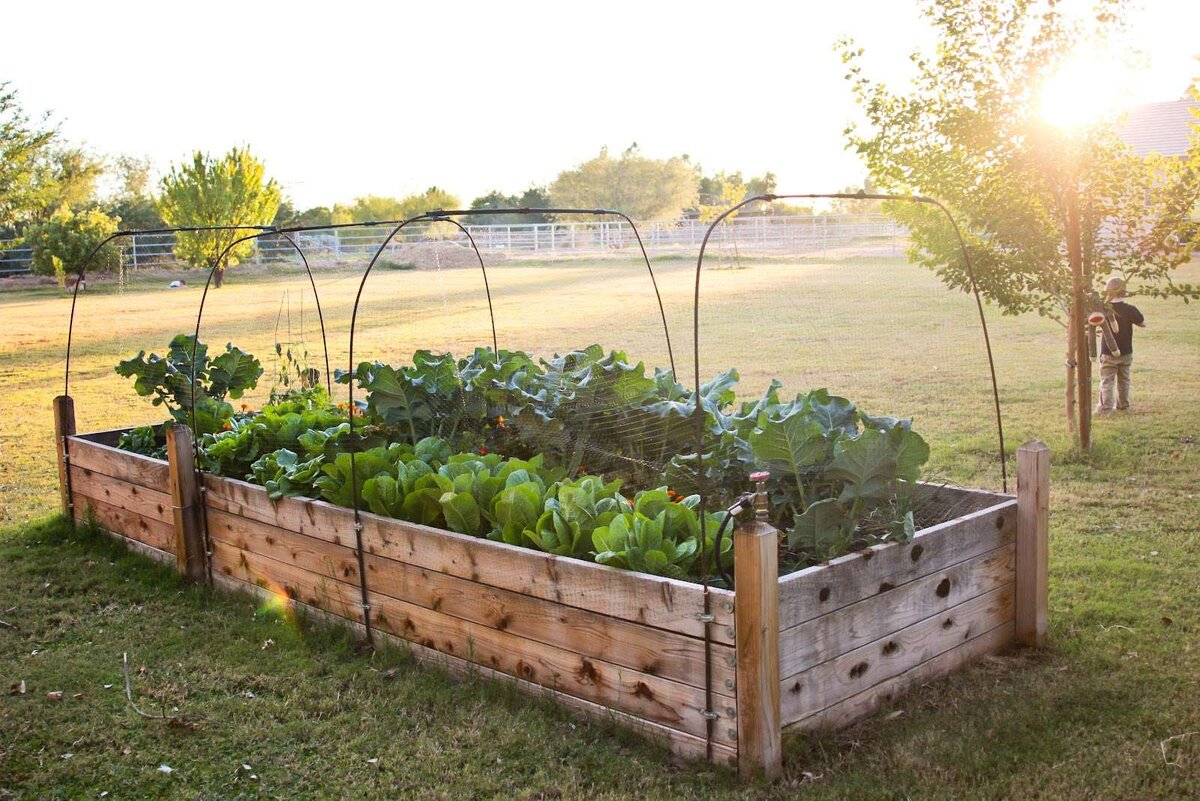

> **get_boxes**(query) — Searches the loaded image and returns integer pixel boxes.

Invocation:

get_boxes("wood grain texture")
[1016,442,1050,647]
[783,620,1015,733]
[53,396,76,515]
[204,508,735,689]
[165,424,206,583]
[779,544,1016,679]
[778,499,1016,629]
[72,493,176,554]
[781,583,1014,725]
[211,543,736,745]
[209,568,738,767]
[90,523,176,567]
[733,520,782,779]
[68,466,172,524]
[65,436,170,491]
[202,474,734,642]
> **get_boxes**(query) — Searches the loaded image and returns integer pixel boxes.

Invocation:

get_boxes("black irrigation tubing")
[63,225,273,397]
[689,192,1009,759]
[187,221,406,588]
[427,207,677,377]
[344,213,461,645]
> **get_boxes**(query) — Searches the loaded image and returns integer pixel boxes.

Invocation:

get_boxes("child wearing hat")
[1096,276,1146,413]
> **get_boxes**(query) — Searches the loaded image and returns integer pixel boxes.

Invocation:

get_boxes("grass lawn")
[1,253,1198,798]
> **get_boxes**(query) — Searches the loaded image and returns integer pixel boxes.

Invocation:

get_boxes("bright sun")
[1037,47,1134,131]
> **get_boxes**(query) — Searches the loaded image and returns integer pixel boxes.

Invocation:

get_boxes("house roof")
[1117,99,1198,158]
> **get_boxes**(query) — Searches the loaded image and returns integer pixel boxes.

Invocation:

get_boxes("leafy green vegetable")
[250,449,324,499]
[115,334,263,435]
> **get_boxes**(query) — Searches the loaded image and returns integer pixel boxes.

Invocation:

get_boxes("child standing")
[1096,277,1146,413]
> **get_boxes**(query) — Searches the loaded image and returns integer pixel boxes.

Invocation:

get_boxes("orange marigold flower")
[240,403,250,412]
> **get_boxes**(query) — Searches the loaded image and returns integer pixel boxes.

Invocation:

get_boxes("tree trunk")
[1065,325,1077,436]
[213,264,225,288]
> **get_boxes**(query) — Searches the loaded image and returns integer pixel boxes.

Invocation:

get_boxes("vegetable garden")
[52,197,1050,778]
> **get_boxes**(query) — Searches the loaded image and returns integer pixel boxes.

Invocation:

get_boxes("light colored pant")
[1098,353,1134,411]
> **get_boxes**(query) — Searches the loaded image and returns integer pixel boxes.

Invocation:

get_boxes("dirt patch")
[375,241,508,270]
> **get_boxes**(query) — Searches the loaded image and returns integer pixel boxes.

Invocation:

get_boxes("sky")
[3,0,1198,210]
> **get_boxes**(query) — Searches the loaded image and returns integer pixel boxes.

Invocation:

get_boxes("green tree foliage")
[330,187,461,225]
[23,208,120,283]
[549,145,698,220]
[840,0,1200,435]
[841,0,1200,317]
[466,186,551,224]
[273,200,332,229]
[697,170,778,211]
[0,82,57,231]
[157,147,281,286]
[105,155,163,230]
[23,146,106,223]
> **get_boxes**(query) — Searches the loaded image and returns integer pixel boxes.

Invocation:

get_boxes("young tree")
[839,0,1200,444]
[157,147,281,287]
[0,82,57,231]
[549,144,698,220]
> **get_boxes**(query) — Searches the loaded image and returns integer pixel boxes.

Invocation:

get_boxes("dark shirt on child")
[1102,300,1144,356]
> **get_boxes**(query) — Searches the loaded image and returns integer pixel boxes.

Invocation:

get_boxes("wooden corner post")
[1016,441,1050,647]
[53,396,76,516]
[166,423,207,583]
[733,477,782,779]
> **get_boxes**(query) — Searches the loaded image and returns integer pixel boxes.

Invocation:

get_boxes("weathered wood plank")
[72,493,176,554]
[68,466,172,523]
[74,426,138,448]
[211,537,366,623]
[784,620,1016,733]
[779,499,1016,630]
[733,518,782,779]
[209,567,738,767]
[54,396,76,515]
[781,583,1014,725]
[66,436,170,491]
[1016,442,1050,647]
[211,543,735,746]
[90,523,176,567]
[166,424,206,583]
[206,507,734,689]
[912,481,1013,515]
[202,474,734,642]
[779,544,1015,678]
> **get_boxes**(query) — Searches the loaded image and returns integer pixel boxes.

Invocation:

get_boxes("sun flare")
[1037,47,1134,131]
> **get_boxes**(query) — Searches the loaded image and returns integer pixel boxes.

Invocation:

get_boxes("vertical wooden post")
[733,518,782,779]
[166,423,207,583]
[52,396,76,516]
[1016,441,1050,647]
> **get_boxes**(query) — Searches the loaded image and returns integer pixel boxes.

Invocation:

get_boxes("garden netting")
[688,194,1007,573]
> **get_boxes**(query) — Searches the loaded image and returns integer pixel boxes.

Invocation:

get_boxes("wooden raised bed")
[53,396,1049,778]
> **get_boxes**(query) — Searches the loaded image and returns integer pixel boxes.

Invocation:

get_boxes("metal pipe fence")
[1,213,907,275]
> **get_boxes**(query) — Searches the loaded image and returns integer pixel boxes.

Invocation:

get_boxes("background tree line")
[2,83,832,285]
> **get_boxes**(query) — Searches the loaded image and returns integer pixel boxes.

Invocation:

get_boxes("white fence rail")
[1,214,906,275]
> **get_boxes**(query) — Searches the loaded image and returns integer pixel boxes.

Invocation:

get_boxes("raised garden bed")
[54,396,1049,777]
